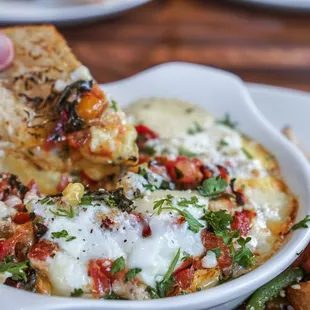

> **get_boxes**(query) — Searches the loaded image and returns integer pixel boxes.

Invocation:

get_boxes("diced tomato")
[201,230,232,269]
[135,125,159,141]
[217,165,229,182]
[201,166,213,180]
[133,213,152,238]
[57,174,71,192]
[173,258,193,275]
[13,212,30,225]
[27,179,40,196]
[231,210,255,236]
[0,222,34,261]
[28,240,58,261]
[67,130,90,149]
[165,157,203,189]
[174,266,195,290]
[88,259,112,298]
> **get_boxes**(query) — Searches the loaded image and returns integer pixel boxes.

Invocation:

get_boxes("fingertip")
[0,33,14,71]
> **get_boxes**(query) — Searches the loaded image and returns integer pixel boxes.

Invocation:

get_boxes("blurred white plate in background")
[248,83,310,153]
[232,0,310,10]
[0,0,152,24]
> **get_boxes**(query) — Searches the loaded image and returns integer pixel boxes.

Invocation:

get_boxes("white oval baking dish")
[2,62,310,310]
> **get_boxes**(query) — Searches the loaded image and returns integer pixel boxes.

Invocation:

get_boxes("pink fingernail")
[0,34,14,71]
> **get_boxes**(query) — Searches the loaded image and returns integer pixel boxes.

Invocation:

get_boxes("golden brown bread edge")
[0,25,137,194]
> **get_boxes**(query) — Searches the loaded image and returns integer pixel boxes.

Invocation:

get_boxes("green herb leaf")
[153,195,203,233]
[111,256,125,275]
[177,196,203,208]
[49,206,75,218]
[187,121,203,135]
[197,176,227,198]
[51,229,68,238]
[217,114,237,129]
[203,210,238,244]
[103,292,125,300]
[0,257,29,282]
[181,251,191,262]
[111,99,118,112]
[217,139,228,151]
[242,147,254,160]
[71,288,84,297]
[181,209,204,233]
[51,229,76,242]
[125,268,142,282]
[292,215,310,230]
[146,286,160,299]
[156,248,180,297]
[233,237,255,268]
[179,147,198,158]
[143,184,158,191]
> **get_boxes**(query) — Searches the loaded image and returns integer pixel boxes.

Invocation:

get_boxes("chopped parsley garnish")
[217,114,237,129]
[111,99,118,112]
[125,268,142,282]
[80,188,133,213]
[292,215,310,230]
[178,147,198,158]
[197,176,228,198]
[111,256,125,275]
[187,121,203,135]
[0,257,29,282]
[153,195,203,233]
[40,197,55,205]
[156,248,180,298]
[203,210,238,244]
[138,166,148,178]
[103,292,125,300]
[71,288,84,297]
[144,184,158,191]
[140,145,156,156]
[27,149,34,156]
[51,229,76,242]
[233,237,255,268]
[217,139,228,150]
[49,206,75,218]
[177,196,203,208]
[181,251,191,262]
[146,286,160,299]
[242,147,254,160]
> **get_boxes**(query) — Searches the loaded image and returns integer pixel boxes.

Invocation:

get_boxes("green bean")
[246,267,303,310]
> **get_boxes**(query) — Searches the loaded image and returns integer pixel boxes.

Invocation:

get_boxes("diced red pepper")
[231,210,255,236]
[133,213,152,238]
[174,266,195,290]
[201,230,232,269]
[28,239,58,261]
[13,212,31,225]
[0,222,34,261]
[217,165,229,182]
[88,259,112,298]
[135,125,159,140]
[165,156,203,189]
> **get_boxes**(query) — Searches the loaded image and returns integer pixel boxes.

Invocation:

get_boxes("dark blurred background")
[57,0,310,91]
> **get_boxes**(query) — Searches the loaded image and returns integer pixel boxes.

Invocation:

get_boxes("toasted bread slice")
[0,25,138,193]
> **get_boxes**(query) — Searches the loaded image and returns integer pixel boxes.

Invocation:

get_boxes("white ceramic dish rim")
[0,0,152,23]
[231,0,310,10]
[1,62,310,310]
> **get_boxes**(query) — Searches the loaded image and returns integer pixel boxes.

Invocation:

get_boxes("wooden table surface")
[61,0,310,92]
